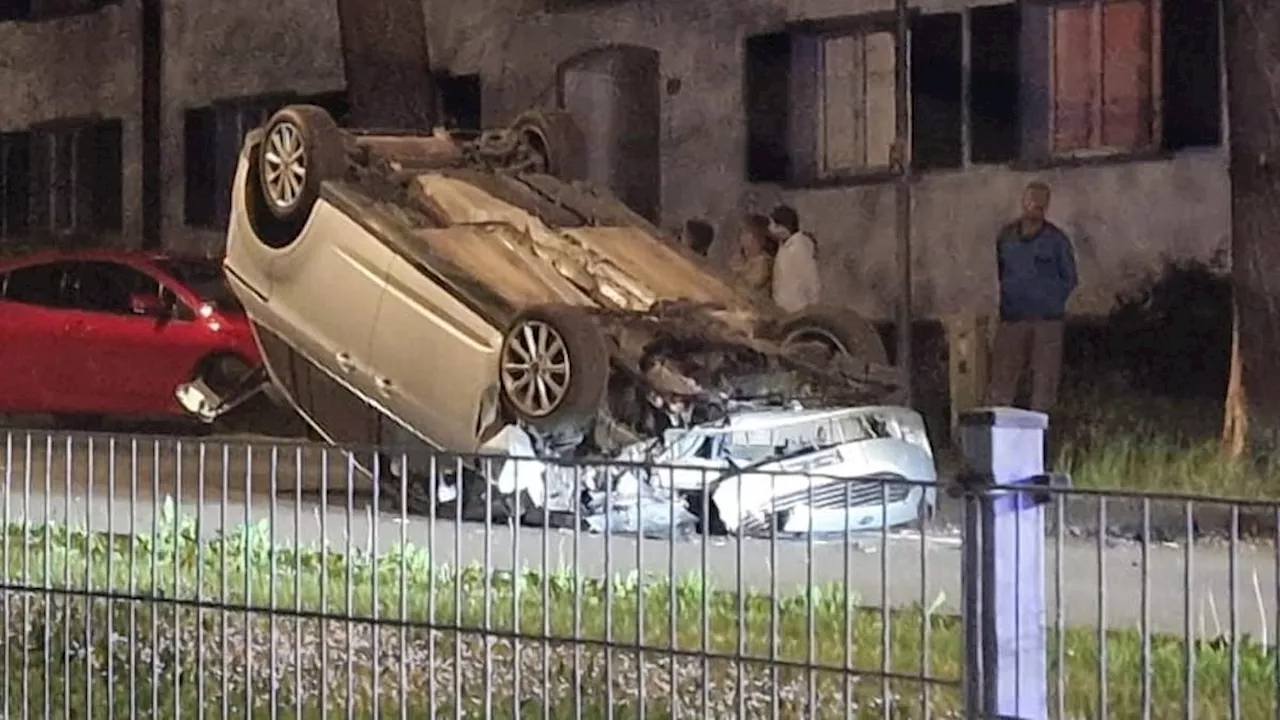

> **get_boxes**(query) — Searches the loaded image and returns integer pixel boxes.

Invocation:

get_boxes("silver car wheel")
[501,319,571,418]
[263,120,307,211]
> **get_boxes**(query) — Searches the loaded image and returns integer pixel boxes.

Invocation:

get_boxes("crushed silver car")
[178,104,937,534]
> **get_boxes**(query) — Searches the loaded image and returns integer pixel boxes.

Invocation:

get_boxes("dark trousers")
[985,319,1065,413]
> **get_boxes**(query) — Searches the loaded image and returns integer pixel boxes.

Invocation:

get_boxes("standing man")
[768,204,821,312]
[986,181,1078,412]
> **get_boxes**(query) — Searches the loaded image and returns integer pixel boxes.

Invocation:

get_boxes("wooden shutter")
[1100,0,1155,150]
[1051,3,1096,152]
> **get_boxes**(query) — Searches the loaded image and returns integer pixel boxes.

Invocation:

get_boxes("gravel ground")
[4,594,960,718]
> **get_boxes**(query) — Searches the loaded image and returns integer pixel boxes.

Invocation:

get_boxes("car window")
[0,262,73,308]
[66,261,167,316]
[154,258,241,312]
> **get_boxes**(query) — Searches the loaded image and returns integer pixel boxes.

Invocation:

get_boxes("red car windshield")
[156,258,243,313]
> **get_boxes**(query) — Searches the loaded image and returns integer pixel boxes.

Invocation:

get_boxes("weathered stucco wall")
[428,0,1230,319]
[0,0,1230,319]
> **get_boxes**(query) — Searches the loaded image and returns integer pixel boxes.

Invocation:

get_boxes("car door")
[59,261,214,415]
[0,261,76,413]
[263,208,398,447]
[367,252,504,453]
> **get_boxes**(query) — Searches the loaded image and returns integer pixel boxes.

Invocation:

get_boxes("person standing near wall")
[986,181,1078,412]
[768,205,821,312]
[730,213,776,295]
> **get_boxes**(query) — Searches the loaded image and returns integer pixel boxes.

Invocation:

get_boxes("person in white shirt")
[767,205,821,312]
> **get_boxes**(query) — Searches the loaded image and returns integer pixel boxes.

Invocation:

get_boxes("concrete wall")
[0,0,1230,320]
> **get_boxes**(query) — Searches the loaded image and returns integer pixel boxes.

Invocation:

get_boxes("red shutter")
[1051,4,1096,152]
[1100,0,1154,150]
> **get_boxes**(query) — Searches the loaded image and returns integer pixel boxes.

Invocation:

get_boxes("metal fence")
[0,423,1275,718]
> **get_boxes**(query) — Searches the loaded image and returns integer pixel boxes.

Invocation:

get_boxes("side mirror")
[129,293,167,317]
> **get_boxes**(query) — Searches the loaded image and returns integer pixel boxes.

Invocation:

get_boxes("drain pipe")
[139,0,162,249]
[893,0,914,402]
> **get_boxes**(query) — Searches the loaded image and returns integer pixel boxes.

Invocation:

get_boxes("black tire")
[498,304,609,437]
[771,305,889,365]
[257,105,347,223]
[510,110,585,180]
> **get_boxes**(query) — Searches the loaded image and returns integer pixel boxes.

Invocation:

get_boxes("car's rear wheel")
[498,304,609,441]
[257,105,347,224]
[771,305,889,365]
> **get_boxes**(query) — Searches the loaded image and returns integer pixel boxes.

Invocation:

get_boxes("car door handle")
[375,377,393,395]
[335,352,356,373]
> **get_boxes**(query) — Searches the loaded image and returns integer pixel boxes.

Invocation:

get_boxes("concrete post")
[957,407,1066,720]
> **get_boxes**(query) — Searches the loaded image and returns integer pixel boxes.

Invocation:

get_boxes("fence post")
[957,407,1056,720]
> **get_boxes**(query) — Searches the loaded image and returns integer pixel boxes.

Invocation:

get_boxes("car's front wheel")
[498,304,609,443]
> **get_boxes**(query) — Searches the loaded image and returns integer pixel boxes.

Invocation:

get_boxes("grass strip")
[0,501,1274,718]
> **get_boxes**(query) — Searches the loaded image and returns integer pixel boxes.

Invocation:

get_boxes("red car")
[0,248,262,427]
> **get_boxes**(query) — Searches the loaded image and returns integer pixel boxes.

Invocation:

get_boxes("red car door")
[60,261,213,416]
[0,261,76,413]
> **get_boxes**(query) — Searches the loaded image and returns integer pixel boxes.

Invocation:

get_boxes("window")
[0,133,31,242]
[437,73,482,131]
[969,4,1021,164]
[8,119,122,239]
[65,261,163,316]
[1,262,72,307]
[744,1,1222,183]
[184,91,349,229]
[156,257,242,313]
[745,20,900,184]
[911,13,963,170]
[13,0,116,21]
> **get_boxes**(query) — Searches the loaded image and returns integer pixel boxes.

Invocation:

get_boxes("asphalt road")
[0,428,1276,640]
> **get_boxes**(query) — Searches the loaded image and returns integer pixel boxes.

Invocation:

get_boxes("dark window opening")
[0,0,32,22]
[23,0,115,21]
[911,12,963,171]
[21,119,123,239]
[969,3,1021,164]
[183,108,217,228]
[1162,0,1221,150]
[744,32,792,183]
[437,73,482,131]
[0,132,31,242]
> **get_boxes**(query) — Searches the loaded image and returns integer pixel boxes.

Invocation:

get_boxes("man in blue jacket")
[986,181,1078,412]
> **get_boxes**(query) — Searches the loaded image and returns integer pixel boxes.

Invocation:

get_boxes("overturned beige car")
[179,104,934,531]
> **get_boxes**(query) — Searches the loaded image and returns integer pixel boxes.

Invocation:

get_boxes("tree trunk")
[1223,0,1280,455]
[335,0,437,129]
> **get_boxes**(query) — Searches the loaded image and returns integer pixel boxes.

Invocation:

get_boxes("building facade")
[0,0,1228,320]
